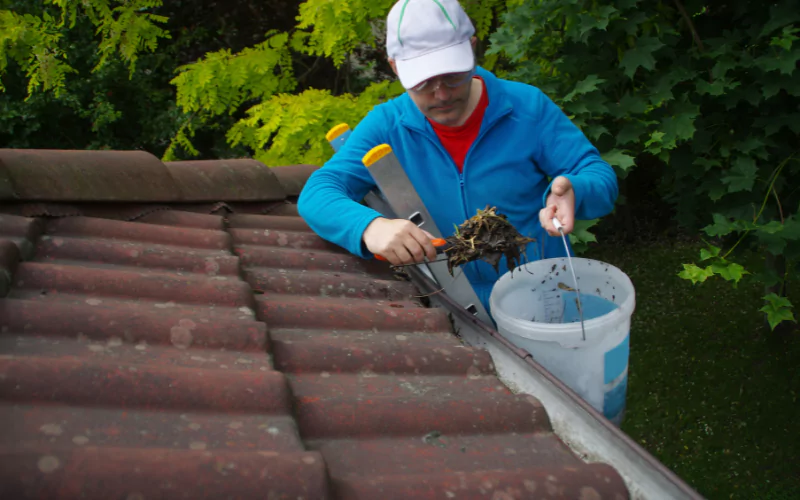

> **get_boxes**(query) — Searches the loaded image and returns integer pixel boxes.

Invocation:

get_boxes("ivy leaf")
[602,149,636,171]
[780,217,800,240]
[620,37,665,78]
[759,293,796,331]
[759,2,800,38]
[722,157,758,193]
[711,261,749,284]
[758,231,788,255]
[755,47,800,75]
[660,100,699,148]
[678,264,714,284]
[757,221,785,235]
[616,122,644,145]
[569,219,599,253]
[694,157,722,171]
[703,213,738,237]
[696,78,740,96]
[699,245,721,261]
[618,93,648,115]
[564,75,607,101]
[584,124,610,140]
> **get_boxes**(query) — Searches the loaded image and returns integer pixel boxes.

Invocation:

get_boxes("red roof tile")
[0,150,631,499]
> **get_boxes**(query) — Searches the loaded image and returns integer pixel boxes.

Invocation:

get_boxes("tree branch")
[672,0,704,52]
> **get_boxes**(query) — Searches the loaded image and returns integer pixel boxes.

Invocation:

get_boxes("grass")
[585,239,800,500]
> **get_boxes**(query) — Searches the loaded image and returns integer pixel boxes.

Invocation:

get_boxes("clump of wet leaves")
[442,206,535,275]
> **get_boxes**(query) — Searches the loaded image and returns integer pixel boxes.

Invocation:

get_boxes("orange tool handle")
[375,238,448,262]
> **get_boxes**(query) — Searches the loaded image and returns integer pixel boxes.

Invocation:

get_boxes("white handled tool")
[553,217,586,341]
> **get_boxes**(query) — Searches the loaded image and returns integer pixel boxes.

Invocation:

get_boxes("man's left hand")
[539,176,575,236]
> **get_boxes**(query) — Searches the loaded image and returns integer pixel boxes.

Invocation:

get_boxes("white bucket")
[489,257,636,425]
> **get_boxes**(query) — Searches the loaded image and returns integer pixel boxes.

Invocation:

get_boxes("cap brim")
[395,39,474,90]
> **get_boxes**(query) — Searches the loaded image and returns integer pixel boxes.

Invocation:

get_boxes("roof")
[0,148,630,499]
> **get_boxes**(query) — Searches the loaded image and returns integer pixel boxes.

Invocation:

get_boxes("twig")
[773,187,785,224]
[672,0,704,52]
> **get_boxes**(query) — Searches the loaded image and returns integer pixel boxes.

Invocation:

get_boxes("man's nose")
[433,82,452,100]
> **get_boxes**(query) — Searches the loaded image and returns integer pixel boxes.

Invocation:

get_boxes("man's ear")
[388,58,399,76]
[470,37,477,50]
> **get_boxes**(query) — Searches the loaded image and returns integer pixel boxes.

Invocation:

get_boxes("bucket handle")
[551,217,586,342]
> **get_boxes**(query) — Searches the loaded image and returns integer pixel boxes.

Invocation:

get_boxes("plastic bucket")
[489,257,636,425]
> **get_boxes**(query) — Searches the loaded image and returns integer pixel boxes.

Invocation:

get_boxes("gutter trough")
[406,266,705,500]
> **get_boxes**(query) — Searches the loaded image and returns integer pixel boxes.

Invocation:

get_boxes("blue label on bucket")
[604,333,630,384]
[603,373,628,420]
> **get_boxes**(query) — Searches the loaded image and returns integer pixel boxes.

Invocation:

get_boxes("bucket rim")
[489,257,636,347]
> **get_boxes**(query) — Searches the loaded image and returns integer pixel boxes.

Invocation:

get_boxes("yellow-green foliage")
[0,1,168,95]
[3,0,509,166]
[228,80,404,166]
[0,10,74,95]
[171,32,296,117]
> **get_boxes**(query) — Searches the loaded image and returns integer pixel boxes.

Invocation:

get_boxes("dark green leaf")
[602,149,636,171]
[759,2,800,38]
[563,74,607,102]
[584,124,610,140]
[619,37,665,78]
[704,213,738,237]
[759,293,796,331]
[722,157,758,193]
[618,93,648,114]
[755,47,800,75]
[757,221,785,235]
[616,122,644,145]
[696,78,740,96]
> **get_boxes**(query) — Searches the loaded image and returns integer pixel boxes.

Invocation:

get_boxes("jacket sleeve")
[297,108,389,259]
[530,89,619,220]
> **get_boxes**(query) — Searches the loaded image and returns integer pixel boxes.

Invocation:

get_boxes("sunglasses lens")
[410,68,475,93]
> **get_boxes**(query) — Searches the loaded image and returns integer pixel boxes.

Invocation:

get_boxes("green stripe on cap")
[397,0,458,47]
[397,0,413,46]
[431,0,457,30]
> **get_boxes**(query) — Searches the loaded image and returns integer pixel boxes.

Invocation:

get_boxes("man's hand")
[363,218,438,265]
[539,176,575,236]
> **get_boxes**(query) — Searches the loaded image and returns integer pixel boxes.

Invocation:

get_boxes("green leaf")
[699,245,721,261]
[678,264,714,284]
[619,37,665,78]
[759,293,796,331]
[696,78,740,96]
[710,261,749,284]
[660,101,699,148]
[616,122,644,145]
[703,213,738,237]
[584,124,610,141]
[755,47,800,75]
[563,75,607,102]
[759,2,800,38]
[602,149,636,171]
[757,221,785,235]
[722,157,758,193]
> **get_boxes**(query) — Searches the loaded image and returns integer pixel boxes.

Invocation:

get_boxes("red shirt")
[428,76,489,173]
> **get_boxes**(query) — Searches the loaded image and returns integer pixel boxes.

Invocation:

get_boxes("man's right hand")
[362,218,438,266]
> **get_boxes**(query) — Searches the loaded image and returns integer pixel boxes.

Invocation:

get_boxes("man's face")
[405,71,475,126]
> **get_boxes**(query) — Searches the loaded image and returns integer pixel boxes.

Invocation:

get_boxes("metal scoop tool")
[552,217,586,341]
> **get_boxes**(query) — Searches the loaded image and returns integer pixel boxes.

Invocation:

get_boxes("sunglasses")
[409,68,476,93]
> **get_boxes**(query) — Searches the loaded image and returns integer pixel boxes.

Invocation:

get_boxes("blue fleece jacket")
[298,67,618,311]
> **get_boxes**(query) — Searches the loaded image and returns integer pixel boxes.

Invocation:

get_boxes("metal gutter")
[406,266,705,500]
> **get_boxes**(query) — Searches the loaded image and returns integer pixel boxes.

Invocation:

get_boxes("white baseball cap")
[386,0,476,90]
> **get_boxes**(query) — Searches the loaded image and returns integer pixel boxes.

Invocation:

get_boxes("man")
[298,0,618,311]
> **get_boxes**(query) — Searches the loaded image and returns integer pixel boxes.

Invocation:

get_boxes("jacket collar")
[397,66,513,133]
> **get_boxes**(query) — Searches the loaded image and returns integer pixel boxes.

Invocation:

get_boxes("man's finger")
[551,176,572,196]
[408,230,438,262]
[540,205,559,236]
